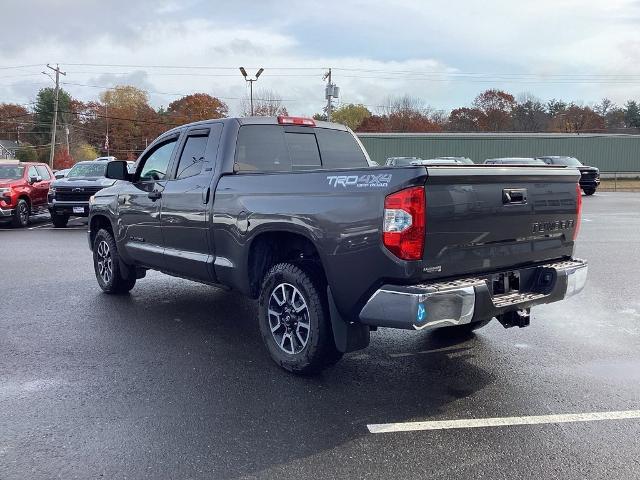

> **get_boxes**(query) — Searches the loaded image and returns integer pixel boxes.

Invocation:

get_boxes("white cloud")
[1,0,640,115]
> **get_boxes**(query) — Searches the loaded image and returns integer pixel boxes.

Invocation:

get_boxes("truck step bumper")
[359,259,588,331]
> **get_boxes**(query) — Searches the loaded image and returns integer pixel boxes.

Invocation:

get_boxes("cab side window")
[235,125,289,171]
[175,134,208,180]
[35,165,51,180]
[28,166,38,179]
[139,138,178,181]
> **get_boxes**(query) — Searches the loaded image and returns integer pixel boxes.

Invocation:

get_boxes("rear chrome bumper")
[359,258,588,331]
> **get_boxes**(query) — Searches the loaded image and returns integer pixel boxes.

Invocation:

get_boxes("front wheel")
[258,262,342,374]
[51,213,69,228]
[93,229,136,294]
[11,199,29,227]
[582,187,596,196]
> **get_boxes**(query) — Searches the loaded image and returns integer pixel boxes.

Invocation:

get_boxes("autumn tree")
[548,104,604,132]
[53,147,74,169]
[0,103,31,142]
[98,85,164,157]
[381,96,442,132]
[330,104,371,130]
[166,93,228,125]
[241,89,288,116]
[447,107,484,131]
[356,115,387,132]
[72,142,99,161]
[593,99,627,132]
[472,89,515,131]
[511,94,549,132]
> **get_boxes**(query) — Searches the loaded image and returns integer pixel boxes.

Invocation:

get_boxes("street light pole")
[239,67,264,115]
[43,64,66,168]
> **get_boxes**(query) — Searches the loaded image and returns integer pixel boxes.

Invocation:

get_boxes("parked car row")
[1,156,134,228]
[385,155,600,195]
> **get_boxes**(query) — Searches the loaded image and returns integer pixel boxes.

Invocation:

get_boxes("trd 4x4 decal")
[327,173,392,188]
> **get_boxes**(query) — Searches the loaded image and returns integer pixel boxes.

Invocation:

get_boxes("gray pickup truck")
[88,116,587,373]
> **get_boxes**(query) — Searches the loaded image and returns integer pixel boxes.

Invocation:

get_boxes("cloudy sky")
[2,0,640,115]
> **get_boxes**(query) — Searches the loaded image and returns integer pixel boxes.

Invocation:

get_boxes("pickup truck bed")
[88,116,587,373]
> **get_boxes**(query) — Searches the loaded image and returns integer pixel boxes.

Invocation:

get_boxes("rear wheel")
[11,199,29,227]
[258,262,342,374]
[582,187,596,196]
[93,228,136,294]
[51,213,69,228]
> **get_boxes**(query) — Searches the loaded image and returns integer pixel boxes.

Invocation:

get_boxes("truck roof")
[162,116,348,138]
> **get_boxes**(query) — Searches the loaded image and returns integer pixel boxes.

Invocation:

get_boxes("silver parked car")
[484,157,547,166]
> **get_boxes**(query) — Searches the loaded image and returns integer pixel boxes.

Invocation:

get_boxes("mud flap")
[327,287,370,353]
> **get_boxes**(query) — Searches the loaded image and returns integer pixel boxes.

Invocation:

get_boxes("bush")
[15,145,38,162]
[53,148,74,169]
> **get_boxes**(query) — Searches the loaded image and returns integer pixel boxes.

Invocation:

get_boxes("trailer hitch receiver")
[497,308,531,328]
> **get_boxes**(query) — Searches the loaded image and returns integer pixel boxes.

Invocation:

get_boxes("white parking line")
[367,409,640,433]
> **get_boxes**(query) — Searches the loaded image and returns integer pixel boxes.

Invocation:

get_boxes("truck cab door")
[118,135,179,270]
[160,123,223,281]
[34,165,53,210]
[27,165,47,207]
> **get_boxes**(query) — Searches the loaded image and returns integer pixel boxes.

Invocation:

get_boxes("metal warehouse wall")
[357,133,640,172]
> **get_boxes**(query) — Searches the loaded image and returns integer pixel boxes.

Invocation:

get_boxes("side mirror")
[29,175,42,184]
[105,160,131,181]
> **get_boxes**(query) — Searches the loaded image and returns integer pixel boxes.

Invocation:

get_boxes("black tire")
[582,187,596,196]
[92,228,136,294]
[51,214,69,228]
[258,262,342,374]
[11,199,29,227]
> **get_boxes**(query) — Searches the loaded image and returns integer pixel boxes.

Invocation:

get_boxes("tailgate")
[421,166,581,280]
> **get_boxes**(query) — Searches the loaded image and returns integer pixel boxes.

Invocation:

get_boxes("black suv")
[537,156,600,195]
[48,160,116,227]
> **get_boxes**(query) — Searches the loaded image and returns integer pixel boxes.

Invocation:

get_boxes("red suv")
[0,161,54,227]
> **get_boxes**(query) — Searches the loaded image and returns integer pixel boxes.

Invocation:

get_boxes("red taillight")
[574,183,582,241]
[382,186,426,260]
[277,116,316,126]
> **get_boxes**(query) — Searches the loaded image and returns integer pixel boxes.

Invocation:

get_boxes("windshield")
[0,165,24,179]
[67,163,107,178]
[550,157,583,166]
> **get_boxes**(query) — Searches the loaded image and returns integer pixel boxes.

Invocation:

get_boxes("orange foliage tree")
[472,89,516,131]
[166,93,229,125]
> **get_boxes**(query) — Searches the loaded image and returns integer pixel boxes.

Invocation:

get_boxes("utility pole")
[104,103,109,157]
[44,64,66,168]
[323,68,339,122]
[64,125,70,154]
[239,67,264,115]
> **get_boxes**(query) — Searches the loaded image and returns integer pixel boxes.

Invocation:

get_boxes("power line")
[0,64,44,70]
[60,81,299,102]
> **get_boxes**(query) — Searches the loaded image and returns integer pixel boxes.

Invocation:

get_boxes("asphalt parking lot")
[1,192,639,480]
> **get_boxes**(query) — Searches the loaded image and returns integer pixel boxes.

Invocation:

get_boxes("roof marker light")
[277,116,316,126]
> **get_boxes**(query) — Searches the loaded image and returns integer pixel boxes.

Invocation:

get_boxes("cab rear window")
[235,126,368,172]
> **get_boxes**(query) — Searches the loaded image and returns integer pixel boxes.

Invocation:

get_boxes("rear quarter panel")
[211,167,427,318]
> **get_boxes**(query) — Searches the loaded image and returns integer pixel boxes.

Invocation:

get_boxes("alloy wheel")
[268,283,311,354]
[96,240,113,284]
[18,202,29,225]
